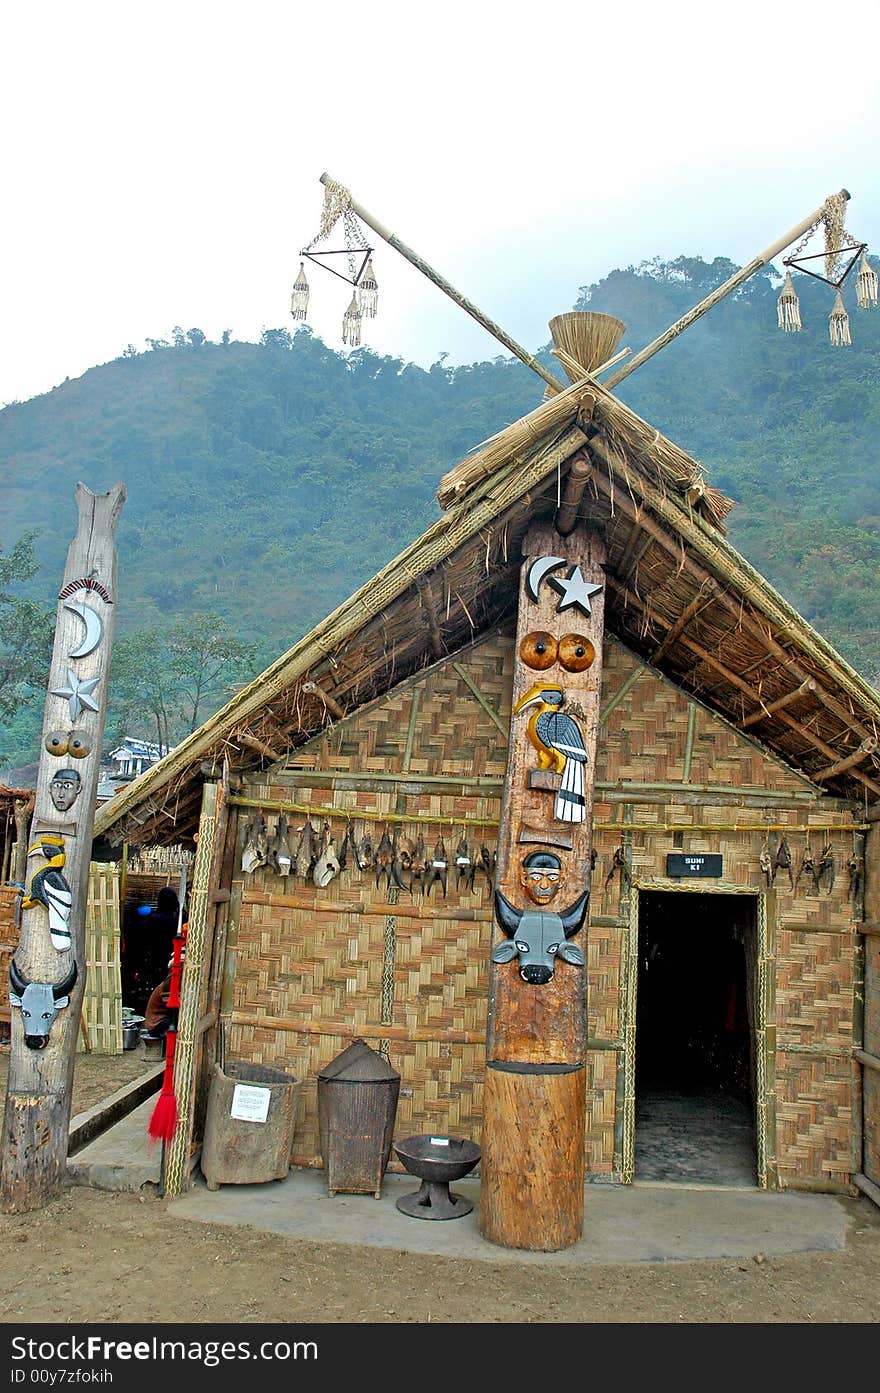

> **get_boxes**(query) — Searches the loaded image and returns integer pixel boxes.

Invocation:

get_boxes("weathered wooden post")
[1,482,125,1212]
[479,519,605,1250]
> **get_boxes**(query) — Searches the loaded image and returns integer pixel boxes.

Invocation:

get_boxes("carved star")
[51,668,100,720]
[547,566,604,617]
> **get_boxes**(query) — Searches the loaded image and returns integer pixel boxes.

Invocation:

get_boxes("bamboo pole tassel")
[290,262,310,321]
[829,290,852,346]
[777,271,802,332]
[342,291,362,347]
[856,253,878,309]
[358,256,379,318]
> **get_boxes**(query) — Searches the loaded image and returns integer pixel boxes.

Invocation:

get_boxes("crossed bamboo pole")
[321,172,849,394]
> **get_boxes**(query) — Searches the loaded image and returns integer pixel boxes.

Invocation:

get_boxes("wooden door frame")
[619,880,771,1187]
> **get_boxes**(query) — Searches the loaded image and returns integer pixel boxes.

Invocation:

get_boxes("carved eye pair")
[45,730,91,758]
[519,631,596,672]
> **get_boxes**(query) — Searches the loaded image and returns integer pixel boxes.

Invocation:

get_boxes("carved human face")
[50,768,82,812]
[519,856,563,905]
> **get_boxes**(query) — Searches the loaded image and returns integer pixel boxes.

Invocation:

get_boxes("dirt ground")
[1,1045,880,1325]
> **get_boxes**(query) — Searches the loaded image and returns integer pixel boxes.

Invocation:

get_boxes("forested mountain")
[1,254,878,774]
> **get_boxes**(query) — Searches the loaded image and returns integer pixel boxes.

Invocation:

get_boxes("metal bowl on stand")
[393,1134,481,1219]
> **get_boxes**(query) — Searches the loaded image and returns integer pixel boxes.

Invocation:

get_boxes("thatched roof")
[93,372,880,849]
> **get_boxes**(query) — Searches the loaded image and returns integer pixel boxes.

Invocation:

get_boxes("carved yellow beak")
[513,681,561,715]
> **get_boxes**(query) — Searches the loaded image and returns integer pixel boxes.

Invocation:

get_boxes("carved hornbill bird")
[513,682,588,823]
[21,834,73,951]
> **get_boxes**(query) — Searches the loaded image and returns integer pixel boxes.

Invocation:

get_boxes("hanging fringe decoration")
[342,291,362,347]
[290,262,310,321]
[829,289,852,346]
[147,897,186,1147]
[856,253,879,309]
[358,256,379,318]
[777,270,801,332]
[147,1026,178,1144]
[299,177,380,348]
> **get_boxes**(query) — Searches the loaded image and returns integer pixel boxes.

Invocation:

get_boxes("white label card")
[430,1136,450,1146]
[230,1083,271,1123]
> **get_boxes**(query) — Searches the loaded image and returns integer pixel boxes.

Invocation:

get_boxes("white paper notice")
[230,1083,271,1123]
[429,1136,449,1146]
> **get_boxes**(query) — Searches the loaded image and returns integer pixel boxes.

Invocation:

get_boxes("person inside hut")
[142,921,187,1052]
[142,968,175,1046]
[146,885,181,982]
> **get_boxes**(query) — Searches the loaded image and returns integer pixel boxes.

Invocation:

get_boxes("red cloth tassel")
[167,935,184,1009]
[147,1027,178,1144]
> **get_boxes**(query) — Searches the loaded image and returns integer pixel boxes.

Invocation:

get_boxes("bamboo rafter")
[302,680,346,720]
[650,578,718,664]
[602,571,880,798]
[741,680,817,729]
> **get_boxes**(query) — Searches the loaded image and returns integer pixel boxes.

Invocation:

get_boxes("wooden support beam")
[590,434,880,728]
[740,679,817,729]
[554,451,594,536]
[615,523,654,589]
[650,578,717,665]
[730,612,875,745]
[597,491,880,798]
[854,1171,880,1210]
[854,1048,880,1073]
[604,571,880,797]
[815,737,879,783]
[163,780,220,1198]
[1,482,125,1214]
[302,679,345,721]
[481,523,605,1253]
[418,579,445,659]
[199,762,242,789]
[235,730,281,761]
[11,794,35,887]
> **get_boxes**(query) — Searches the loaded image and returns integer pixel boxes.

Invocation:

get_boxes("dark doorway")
[120,883,182,1016]
[634,890,758,1186]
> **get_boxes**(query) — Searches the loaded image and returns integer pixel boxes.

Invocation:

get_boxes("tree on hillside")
[168,613,257,731]
[110,627,179,754]
[0,531,53,733]
[109,613,257,748]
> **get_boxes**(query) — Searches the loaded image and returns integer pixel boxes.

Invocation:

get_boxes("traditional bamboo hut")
[91,315,880,1216]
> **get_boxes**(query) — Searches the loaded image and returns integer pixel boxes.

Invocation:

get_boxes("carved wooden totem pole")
[480,521,605,1250]
[1,483,125,1212]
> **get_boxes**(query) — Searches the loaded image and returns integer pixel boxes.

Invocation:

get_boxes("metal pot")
[121,1015,144,1050]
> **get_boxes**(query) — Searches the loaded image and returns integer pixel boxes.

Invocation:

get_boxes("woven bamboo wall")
[79,864,123,1054]
[230,637,507,1168]
[863,825,879,1188]
[225,633,860,1187]
[0,883,19,1028]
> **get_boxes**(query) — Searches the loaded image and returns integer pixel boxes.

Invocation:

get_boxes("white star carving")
[51,668,100,720]
[547,565,604,617]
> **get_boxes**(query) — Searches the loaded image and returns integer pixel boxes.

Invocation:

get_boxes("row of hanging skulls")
[240,812,497,898]
[759,835,864,899]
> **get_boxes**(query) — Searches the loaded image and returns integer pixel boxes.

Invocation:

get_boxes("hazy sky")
[2,1,879,406]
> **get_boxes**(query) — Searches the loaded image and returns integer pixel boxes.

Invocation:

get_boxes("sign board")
[666,853,723,879]
[230,1083,271,1124]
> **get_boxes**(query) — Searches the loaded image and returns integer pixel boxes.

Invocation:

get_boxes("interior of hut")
[634,890,758,1186]
[119,872,184,1017]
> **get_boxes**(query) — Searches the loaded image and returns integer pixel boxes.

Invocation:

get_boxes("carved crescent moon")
[526,555,566,603]
[64,600,103,658]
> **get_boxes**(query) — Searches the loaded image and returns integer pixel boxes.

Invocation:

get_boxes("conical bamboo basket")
[548,311,626,379]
